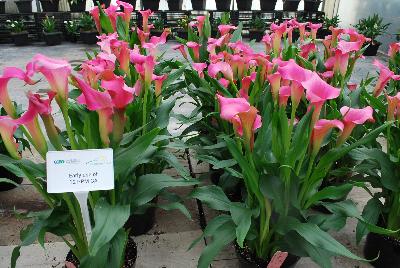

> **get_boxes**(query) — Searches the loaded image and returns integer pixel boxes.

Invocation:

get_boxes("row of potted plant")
[1,2,400,268]
[173,13,400,268]
[5,14,98,46]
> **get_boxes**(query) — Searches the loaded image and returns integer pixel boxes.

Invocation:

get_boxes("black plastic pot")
[191,0,206,10]
[40,0,60,12]
[11,32,30,46]
[143,0,160,10]
[43,31,62,46]
[248,29,264,41]
[65,32,78,42]
[15,0,33,13]
[260,0,277,11]
[69,0,86,12]
[0,1,5,14]
[235,243,300,268]
[125,198,157,236]
[167,0,183,10]
[216,0,231,11]
[95,0,111,7]
[66,236,137,267]
[282,0,300,11]
[80,31,98,44]
[237,0,252,10]
[0,166,23,191]
[363,42,381,56]
[364,231,400,267]
[304,0,321,11]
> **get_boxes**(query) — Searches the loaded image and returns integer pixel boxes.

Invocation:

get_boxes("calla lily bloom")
[295,21,308,41]
[386,93,400,121]
[290,81,304,108]
[0,67,35,117]
[279,86,291,107]
[187,41,200,62]
[104,5,118,31]
[238,75,255,100]
[337,106,374,145]
[347,83,357,91]
[311,119,344,154]
[286,26,294,45]
[329,26,343,44]
[219,78,230,88]
[172,44,188,60]
[196,16,206,37]
[308,23,322,40]
[388,42,400,59]
[192,63,207,78]
[237,106,262,150]
[217,95,250,122]
[153,74,167,99]
[28,54,72,104]
[333,49,350,77]
[218,25,237,36]
[73,76,114,146]
[101,75,134,109]
[302,73,340,125]
[208,62,234,81]
[111,40,130,74]
[267,73,281,102]
[97,33,118,54]
[16,98,48,158]
[149,29,170,47]
[277,59,313,83]
[262,33,272,54]
[117,0,133,25]
[271,22,287,55]
[300,43,316,59]
[27,92,62,150]
[372,60,400,97]
[90,6,101,33]
[0,116,20,159]
[139,9,154,33]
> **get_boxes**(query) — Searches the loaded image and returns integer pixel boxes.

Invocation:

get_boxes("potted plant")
[317,15,340,39]
[69,0,86,12]
[248,15,265,41]
[0,0,5,14]
[167,0,183,10]
[350,51,400,267]
[191,0,205,10]
[151,17,165,37]
[354,14,390,56]
[15,0,33,13]
[6,19,30,46]
[64,20,79,42]
[304,0,321,12]
[142,0,160,10]
[282,0,300,11]
[79,13,97,45]
[216,0,231,11]
[260,0,277,11]
[236,0,252,11]
[42,16,63,46]
[40,0,60,12]
[175,16,189,40]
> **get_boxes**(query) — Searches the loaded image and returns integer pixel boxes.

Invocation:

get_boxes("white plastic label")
[46,149,114,193]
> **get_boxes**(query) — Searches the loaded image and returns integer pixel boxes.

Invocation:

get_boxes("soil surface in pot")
[66,236,137,267]
[364,217,400,268]
[235,243,300,268]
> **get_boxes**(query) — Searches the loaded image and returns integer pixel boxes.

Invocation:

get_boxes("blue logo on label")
[54,160,65,164]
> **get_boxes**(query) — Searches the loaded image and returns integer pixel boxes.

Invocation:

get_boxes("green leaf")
[189,185,231,211]
[356,198,382,244]
[155,150,191,179]
[114,128,160,177]
[116,16,128,41]
[89,199,130,256]
[157,201,192,220]
[197,220,237,268]
[107,229,128,268]
[0,177,19,187]
[305,184,353,209]
[98,4,114,33]
[277,216,367,261]
[231,22,243,42]
[11,246,21,268]
[229,203,252,247]
[130,174,198,208]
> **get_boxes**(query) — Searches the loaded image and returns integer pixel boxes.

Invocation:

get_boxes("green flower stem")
[60,101,78,150]
[142,81,150,135]
[299,153,317,208]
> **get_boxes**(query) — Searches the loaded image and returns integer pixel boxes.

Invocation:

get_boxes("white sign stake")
[74,191,92,242]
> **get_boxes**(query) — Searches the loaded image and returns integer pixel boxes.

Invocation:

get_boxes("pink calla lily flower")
[347,83,357,91]
[111,40,130,74]
[101,75,134,109]
[192,63,207,78]
[312,119,344,154]
[302,73,340,124]
[0,116,20,159]
[267,73,281,102]
[262,33,272,54]
[277,59,313,84]
[337,106,374,145]
[139,9,154,33]
[117,0,133,25]
[217,95,250,122]
[153,74,167,99]
[372,60,400,97]
[308,23,322,40]
[187,41,200,62]
[172,44,188,60]
[333,49,350,77]
[90,6,101,33]
[218,25,237,36]
[104,5,119,31]
[219,78,230,88]
[388,42,400,59]
[208,62,234,81]
[196,16,206,36]
[28,54,72,104]
[279,85,291,107]
[237,106,262,150]
[386,93,400,121]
